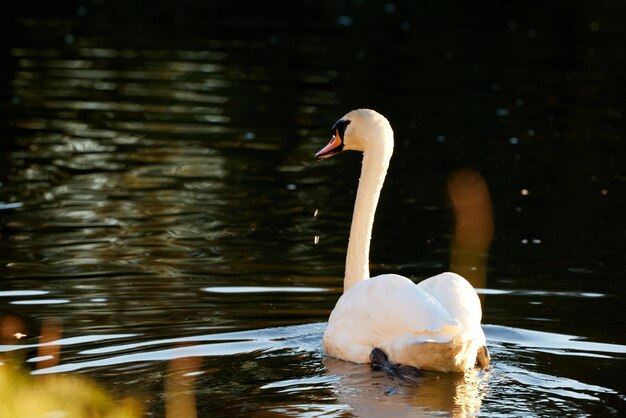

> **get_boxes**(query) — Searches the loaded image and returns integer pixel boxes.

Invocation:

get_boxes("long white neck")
[344,134,393,292]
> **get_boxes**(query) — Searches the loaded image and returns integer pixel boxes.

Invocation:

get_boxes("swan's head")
[315,109,393,160]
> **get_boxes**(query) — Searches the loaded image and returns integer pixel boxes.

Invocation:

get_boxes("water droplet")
[532,238,542,244]
[521,239,528,244]
[509,137,519,145]
[436,135,446,143]
[601,189,608,195]
[521,189,529,196]
[286,184,297,191]
[244,132,255,140]
[495,108,510,117]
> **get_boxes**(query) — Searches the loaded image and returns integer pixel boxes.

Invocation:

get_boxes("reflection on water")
[448,168,494,292]
[2,316,623,416]
[323,358,485,417]
[1,2,626,417]
[165,348,202,418]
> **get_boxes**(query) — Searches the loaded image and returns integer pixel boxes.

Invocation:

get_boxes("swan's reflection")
[324,357,488,417]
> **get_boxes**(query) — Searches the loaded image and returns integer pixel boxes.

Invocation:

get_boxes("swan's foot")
[475,345,490,368]
[370,347,422,384]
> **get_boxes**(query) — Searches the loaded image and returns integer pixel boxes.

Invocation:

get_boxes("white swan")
[316,109,489,373]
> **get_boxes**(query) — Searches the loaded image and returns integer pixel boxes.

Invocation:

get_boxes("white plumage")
[323,272,485,372]
[316,109,488,372]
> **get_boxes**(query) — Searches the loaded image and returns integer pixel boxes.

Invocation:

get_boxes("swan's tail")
[370,347,422,384]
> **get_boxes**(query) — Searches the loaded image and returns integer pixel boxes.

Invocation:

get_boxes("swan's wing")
[412,272,487,369]
[416,272,483,333]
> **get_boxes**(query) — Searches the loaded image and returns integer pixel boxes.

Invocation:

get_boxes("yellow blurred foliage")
[0,364,142,418]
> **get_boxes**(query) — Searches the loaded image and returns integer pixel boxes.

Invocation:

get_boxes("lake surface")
[1,2,625,416]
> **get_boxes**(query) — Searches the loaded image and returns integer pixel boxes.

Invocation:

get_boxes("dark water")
[1,1,626,416]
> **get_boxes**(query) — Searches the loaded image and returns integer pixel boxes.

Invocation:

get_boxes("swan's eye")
[331,119,351,141]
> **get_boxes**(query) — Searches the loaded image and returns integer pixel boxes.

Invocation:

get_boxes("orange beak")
[315,130,344,160]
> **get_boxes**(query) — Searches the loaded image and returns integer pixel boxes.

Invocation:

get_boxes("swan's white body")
[323,272,485,372]
[317,109,487,372]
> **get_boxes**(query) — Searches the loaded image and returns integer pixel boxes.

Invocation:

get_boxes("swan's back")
[323,272,486,372]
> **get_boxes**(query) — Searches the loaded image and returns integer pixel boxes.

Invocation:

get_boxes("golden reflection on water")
[0,316,26,346]
[165,346,202,418]
[36,318,61,371]
[447,168,494,292]
[323,357,488,417]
